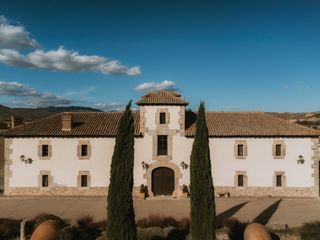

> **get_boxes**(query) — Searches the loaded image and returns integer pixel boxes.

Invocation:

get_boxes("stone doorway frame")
[144,162,182,197]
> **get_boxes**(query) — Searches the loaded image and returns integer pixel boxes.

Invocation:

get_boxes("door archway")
[152,167,174,196]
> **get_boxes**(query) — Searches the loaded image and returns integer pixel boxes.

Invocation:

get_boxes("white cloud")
[94,102,126,112]
[65,86,96,97]
[0,15,140,76]
[0,16,39,49]
[135,80,178,92]
[0,47,140,75]
[0,81,72,107]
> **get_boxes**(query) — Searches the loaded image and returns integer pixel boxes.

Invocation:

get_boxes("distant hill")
[0,105,102,125]
[268,112,320,130]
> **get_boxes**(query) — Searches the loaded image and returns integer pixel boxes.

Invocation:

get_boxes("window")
[78,171,90,188]
[276,175,282,187]
[234,141,247,159]
[157,135,168,155]
[42,175,49,187]
[81,145,88,157]
[39,171,52,189]
[274,171,286,188]
[159,112,166,124]
[238,175,244,187]
[42,145,49,157]
[273,140,285,159]
[81,175,88,187]
[77,140,91,159]
[38,140,52,160]
[275,144,282,157]
[235,171,247,187]
[237,144,244,157]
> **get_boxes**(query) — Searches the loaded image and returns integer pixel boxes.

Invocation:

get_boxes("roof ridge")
[136,90,188,106]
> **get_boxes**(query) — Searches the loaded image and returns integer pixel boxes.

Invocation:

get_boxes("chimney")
[61,113,72,131]
[11,116,24,128]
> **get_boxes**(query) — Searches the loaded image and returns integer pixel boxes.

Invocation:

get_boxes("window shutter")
[244,144,248,157]
[48,145,52,157]
[77,145,80,157]
[282,144,286,157]
[234,144,237,157]
[38,145,42,157]
[88,145,91,158]
[244,175,248,187]
[272,144,275,157]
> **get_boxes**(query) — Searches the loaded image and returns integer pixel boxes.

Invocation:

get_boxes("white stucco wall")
[210,138,315,187]
[143,105,181,130]
[134,136,153,186]
[7,136,316,190]
[8,138,115,188]
[172,136,193,185]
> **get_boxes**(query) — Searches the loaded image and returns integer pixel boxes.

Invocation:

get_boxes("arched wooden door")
[152,167,174,196]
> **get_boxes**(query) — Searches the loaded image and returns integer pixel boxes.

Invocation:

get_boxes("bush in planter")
[139,184,149,198]
[299,221,320,240]
[182,185,189,193]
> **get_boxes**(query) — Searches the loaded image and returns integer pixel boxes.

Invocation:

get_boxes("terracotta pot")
[244,223,271,240]
[31,220,59,240]
[182,192,189,198]
[138,192,145,199]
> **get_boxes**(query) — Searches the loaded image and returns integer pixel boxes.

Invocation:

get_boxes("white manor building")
[0,91,319,197]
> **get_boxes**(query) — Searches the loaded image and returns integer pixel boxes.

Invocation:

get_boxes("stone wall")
[7,187,108,196]
[215,186,315,197]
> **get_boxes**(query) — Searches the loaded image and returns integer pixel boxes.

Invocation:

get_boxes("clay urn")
[244,223,272,240]
[30,220,60,240]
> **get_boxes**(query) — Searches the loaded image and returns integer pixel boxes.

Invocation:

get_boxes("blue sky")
[0,0,319,112]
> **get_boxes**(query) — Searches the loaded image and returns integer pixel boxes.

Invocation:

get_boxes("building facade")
[1,91,320,197]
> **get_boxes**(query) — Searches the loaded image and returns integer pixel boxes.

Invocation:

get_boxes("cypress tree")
[106,101,136,240]
[190,102,216,240]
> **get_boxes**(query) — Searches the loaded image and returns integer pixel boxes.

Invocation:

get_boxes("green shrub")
[137,215,179,229]
[225,218,248,240]
[177,218,190,233]
[0,218,21,239]
[76,215,102,240]
[76,215,94,228]
[57,225,82,240]
[182,185,189,193]
[299,221,320,240]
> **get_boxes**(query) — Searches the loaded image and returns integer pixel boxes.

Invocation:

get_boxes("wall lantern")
[141,161,149,170]
[297,155,305,164]
[180,161,189,170]
[20,155,33,164]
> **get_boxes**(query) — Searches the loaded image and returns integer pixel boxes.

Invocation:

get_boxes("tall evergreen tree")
[106,101,136,240]
[190,102,216,240]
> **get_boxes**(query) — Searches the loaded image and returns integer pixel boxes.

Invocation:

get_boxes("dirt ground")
[0,196,319,228]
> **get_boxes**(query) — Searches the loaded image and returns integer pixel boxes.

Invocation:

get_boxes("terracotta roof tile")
[185,111,320,137]
[2,111,319,138]
[2,112,141,137]
[136,91,188,106]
